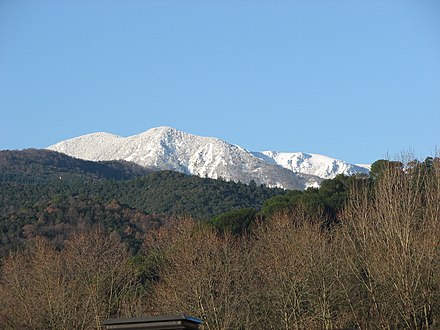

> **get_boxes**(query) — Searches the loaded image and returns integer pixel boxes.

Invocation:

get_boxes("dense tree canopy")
[0,149,286,256]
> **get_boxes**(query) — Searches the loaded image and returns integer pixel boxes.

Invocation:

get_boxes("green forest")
[0,149,439,329]
[0,149,286,255]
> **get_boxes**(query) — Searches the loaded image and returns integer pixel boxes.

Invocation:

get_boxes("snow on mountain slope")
[47,127,318,190]
[252,151,370,179]
[355,164,371,171]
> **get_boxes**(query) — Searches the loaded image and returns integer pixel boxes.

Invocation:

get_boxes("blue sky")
[1,0,439,164]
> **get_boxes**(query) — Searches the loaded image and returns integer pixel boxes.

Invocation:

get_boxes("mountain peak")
[144,126,179,134]
[47,128,369,189]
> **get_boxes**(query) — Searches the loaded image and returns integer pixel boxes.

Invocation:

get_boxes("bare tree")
[0,230,140,329]
[150,219,244,330]
[248,210,346,329]
[340,159,440,329]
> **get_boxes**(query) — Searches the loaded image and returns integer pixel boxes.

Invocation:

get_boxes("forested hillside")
[0,148,152,182]
[0,149,285,255]
[0,156,438,329]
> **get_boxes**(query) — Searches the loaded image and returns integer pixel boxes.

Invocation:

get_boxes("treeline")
[0,158,439,329]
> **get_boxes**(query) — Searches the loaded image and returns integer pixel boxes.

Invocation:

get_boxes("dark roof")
[102,314,203,330]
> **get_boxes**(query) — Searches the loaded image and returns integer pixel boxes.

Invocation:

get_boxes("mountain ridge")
[47,126,369,189]
[253,151,369,179]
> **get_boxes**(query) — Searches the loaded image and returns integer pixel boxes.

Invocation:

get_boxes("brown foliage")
[149,160,439,329]
[248,211,348,329]
[150,219,245,330]
[340,160,440,329]
[0,231,141,329]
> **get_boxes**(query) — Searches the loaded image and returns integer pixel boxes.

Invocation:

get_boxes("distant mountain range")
[47,126,369,190]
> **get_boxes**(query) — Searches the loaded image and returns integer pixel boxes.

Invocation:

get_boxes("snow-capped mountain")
[47,127,318,190]
[47,127,369,190]
[252,151,369,180]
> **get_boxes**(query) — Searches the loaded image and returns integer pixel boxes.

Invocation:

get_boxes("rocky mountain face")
[47,127,369,190]
[252,151,370,179]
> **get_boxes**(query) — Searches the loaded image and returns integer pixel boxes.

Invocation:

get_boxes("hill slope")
[0,149,286,219]
[0,149,287,255]
[0,148,151,183]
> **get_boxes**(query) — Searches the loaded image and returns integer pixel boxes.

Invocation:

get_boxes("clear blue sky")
[1,0,439,164]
